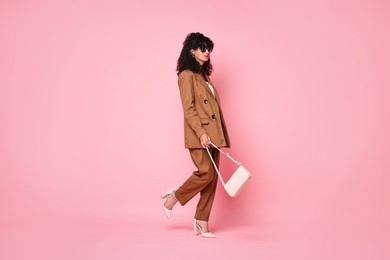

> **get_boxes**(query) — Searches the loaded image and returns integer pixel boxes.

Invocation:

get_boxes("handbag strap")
[205,142,242,186]
[208,142,241,166]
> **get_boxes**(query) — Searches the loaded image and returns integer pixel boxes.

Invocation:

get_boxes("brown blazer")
[178,70,230,149]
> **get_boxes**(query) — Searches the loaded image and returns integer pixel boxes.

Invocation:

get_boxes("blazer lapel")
[195,73,215,98]
[205,74,219,101]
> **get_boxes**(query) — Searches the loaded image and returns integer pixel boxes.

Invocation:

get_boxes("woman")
[161,32,230,238]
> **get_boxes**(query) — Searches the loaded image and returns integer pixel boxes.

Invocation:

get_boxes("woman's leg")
[174,148,219,219]
[194,148,220,221]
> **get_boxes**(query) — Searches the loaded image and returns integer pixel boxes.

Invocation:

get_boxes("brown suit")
[178,70,230,148]
[175,70,230,221]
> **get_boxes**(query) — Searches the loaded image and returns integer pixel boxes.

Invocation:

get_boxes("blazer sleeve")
[178,71,207,139]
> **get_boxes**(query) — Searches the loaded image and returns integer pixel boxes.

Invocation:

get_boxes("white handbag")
[206,142,251,197]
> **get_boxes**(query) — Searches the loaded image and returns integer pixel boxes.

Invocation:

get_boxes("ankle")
[195,219,208,224]
[164,193,178,210]
[195,220,209,228]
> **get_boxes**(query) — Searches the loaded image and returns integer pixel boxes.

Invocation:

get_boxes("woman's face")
[191,45,212,66]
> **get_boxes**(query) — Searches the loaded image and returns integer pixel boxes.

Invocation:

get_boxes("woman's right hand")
[200,133,211,148]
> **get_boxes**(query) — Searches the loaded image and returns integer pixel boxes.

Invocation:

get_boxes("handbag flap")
[224,166,251,197]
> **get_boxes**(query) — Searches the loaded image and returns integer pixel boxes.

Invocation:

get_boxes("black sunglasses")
[198,44,213,53]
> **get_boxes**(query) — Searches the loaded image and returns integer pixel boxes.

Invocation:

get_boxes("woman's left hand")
[200,133,211,148]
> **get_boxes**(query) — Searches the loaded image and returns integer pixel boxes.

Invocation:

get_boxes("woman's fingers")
[200,134,211,148]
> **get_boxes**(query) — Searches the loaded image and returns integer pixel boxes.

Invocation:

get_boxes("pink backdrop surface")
[1,0,389,259]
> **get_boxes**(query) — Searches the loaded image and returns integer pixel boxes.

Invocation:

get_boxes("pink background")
[1,0,389,259]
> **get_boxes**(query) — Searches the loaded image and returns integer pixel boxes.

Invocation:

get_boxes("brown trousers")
[175,148,220,221]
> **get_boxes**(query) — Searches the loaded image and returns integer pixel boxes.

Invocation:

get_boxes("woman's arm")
[178,71,210,147]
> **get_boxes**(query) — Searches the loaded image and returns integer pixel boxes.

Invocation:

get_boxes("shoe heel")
[161,189,175,199]
[193,219,216,238]
[161,189,176,218]
[193,219,200,235]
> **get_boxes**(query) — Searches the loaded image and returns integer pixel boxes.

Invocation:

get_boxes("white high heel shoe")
[161,189,175,218]
[193,219,216,238]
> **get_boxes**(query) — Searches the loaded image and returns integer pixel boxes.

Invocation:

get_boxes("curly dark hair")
[176,32,214,76]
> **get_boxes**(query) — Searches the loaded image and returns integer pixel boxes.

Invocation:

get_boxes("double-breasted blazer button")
[211,114,216,119]
[204,99,208,104]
